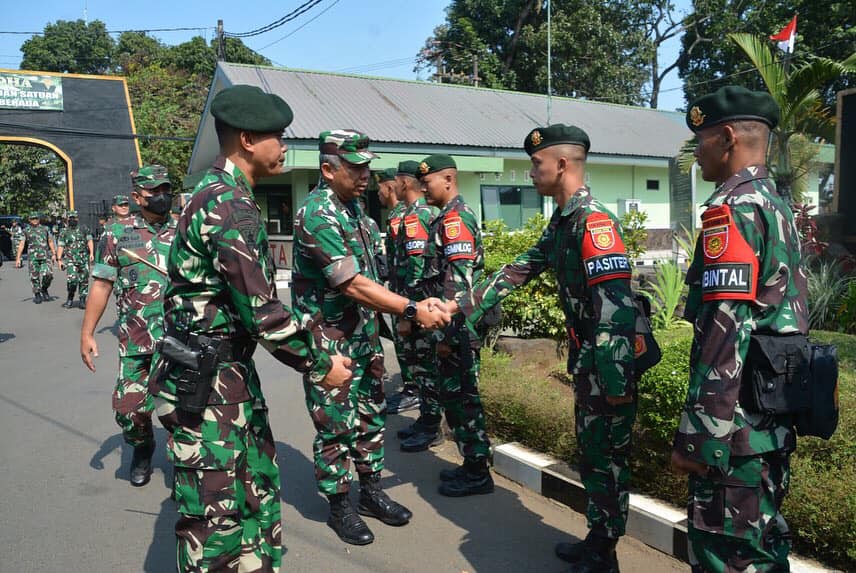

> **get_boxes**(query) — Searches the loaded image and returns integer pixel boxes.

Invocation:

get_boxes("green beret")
[211,85,294,133]
[67,210,79,218]
[28,211,40,219]
[131,165,171,190]
[319,129,378,165]
[686,85,779,132]
[374,168,398,183]
[417,155,457,179]
[524,124,590,155]
[397,160,421,178]
[113,195,129,206]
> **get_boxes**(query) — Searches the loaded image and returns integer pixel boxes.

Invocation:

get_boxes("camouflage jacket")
[91,214,176,356]
[363,213,383,255]
[400,198,439,299]
[149,157,330,403]
[414,194,483,345]
[675,166,809,469]
[460,187,635,406]
[292,182,383,359]
[58,226,92,262]
[386,201,407,291]
[22,225,52,260]
[11,226,24,247]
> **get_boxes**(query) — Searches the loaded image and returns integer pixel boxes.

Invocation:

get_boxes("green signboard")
[0,72,63,111]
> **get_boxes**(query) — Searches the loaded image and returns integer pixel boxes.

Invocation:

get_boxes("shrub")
[805,258,849,331]
[836,281,856,334]
[644,261,688,330]
[483,216,564,339]
[620,209,648,261]
[637,333,692,445]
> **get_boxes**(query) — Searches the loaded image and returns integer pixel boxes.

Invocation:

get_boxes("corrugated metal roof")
[217,62,691,159]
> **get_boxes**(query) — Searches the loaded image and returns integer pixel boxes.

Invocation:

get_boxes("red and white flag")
[770,15,797,53]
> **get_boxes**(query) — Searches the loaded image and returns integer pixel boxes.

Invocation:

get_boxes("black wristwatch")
[403,299,418,321]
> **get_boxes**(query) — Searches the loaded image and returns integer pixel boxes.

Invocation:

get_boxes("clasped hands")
[398,297,453,336]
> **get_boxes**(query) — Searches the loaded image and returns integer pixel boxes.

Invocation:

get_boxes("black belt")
[166,329,256,363]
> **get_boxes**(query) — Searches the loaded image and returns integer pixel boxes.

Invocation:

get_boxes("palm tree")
[678,33,855,203]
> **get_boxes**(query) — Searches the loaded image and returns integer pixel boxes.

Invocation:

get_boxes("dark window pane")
[646,179,660,190]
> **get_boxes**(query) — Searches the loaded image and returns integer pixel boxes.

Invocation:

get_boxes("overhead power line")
[0,26,215,36]
[226,0,326,39]
[0,121,195,142]
[256,0,341,51]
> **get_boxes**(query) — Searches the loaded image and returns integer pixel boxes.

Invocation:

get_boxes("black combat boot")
[40,286,49,301]
[559,534,619,573]
[387,385,421,414]
[327,492,374,545]
[77,294,87,309]
[62,286,76,308]
[439,463,468,482]
[400,421,443,452]
[33,292,42,304]
[357,472,412,526]
[129,442,155,487]
[438,459,494,497]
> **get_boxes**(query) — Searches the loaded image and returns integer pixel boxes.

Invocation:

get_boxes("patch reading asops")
[584,253,631,283]
[702,263,751,294]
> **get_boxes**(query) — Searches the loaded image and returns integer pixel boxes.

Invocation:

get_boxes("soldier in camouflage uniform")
[56,210,94,309]
[16,212,57,303]
[10,219,24,258]
[671,86,809,573]
[374,167,419,411]
[110,194,131,225]
[396,159,446,449]
[409,155,494,496]
[292,130,450,546]
[145,86,351,573]
[81,165,177,488]
[457,127,636,571]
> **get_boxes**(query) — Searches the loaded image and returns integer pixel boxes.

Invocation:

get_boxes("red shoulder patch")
[404,213,428,255]
[700,204,758,302]
[388,216,402,239]
[581,212,631,286]
[442,210,475,261]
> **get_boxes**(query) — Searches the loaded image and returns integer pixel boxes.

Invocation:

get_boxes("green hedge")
[480,328,856,570]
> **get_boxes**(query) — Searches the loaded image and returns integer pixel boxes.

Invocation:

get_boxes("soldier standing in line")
[80,165,177,487]
[15,211,57,304]
[410,154,494,497]
[10,219,24,261]
[109,194,131,225]
[396,159,445,450]
[374,167,418,406]
[146,86,352,572]
[455,126,637,572]
[291,130,451,546]
[56,210,94,309]
[670,86,809,572]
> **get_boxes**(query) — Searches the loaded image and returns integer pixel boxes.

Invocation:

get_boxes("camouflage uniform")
[676,166,808,572]
[11,224,24,257]
[385,200,415,388]
[58,224,92,298]
[148,156,329,572]
[292,180,387,495]
[91,213,177,448]
[415,194,491,464]
[462,186,637,538]
[400,197,443,420]
[21,224,54,295]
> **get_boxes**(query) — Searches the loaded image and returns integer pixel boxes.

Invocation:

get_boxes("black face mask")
[69,220,78,227]
[145,193,173,216]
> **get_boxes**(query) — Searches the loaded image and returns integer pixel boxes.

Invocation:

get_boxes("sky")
[0,0,690,111]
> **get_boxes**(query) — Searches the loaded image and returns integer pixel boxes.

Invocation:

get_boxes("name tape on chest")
[404,213,428,255]
[700,204,758,302]
[581,212,631,285]
[442,212,475,261]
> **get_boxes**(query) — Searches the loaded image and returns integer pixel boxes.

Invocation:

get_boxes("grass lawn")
[480,326,856,569]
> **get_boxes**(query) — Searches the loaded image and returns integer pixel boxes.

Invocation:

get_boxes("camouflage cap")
[686,85,779,132]
[397,160,421,178]
[374,168,398,183]
[131,164,171,190]
[524,124,590,155]
[319,130,378,165]
[211,84,294,133]
[416,155,457,179]
[28,211,40,219]
[67,210,79,218]
[113,194,130,206]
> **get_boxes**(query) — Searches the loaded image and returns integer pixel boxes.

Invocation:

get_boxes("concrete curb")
[492,442,833,573]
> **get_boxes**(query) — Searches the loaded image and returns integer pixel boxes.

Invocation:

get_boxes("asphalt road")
[0,264,685,573]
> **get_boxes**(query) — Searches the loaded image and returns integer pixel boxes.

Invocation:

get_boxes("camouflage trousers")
[28,258,52,294]
[64,258,90,295]
[407,328,441,418]
[113,354,155,447]
[688,450,792,573]
[156,396,282,573]
[574,383,636,539]
[303,353,386,495]
[436,347,491,463]
[391,316,415,389]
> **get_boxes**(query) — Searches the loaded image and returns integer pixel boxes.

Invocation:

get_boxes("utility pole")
[472,55,480,87]
[217,20,226,61]
[547,0,552,123]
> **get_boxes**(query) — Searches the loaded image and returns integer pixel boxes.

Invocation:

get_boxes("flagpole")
[547,0,552,124]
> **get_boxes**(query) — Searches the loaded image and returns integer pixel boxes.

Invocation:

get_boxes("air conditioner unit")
[617,199,642,216]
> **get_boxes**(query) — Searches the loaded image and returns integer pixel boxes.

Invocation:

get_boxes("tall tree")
[0,145,67,215]
[20,19,114,74]
[679,0,855,107]
[166,36,271,78]
[115,31,167,74]
[417,0,653,106]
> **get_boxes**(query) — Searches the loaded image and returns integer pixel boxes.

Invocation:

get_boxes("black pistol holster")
[741,333,811,416]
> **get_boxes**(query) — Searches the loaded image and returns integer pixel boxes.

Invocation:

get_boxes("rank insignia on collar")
[530,130,542,146]
[690,106,705,127]
[419,162,429,174]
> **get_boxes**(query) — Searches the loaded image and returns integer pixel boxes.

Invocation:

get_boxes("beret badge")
[689,106,705,127]
[530,130,542,146]
[419,162,430,174]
